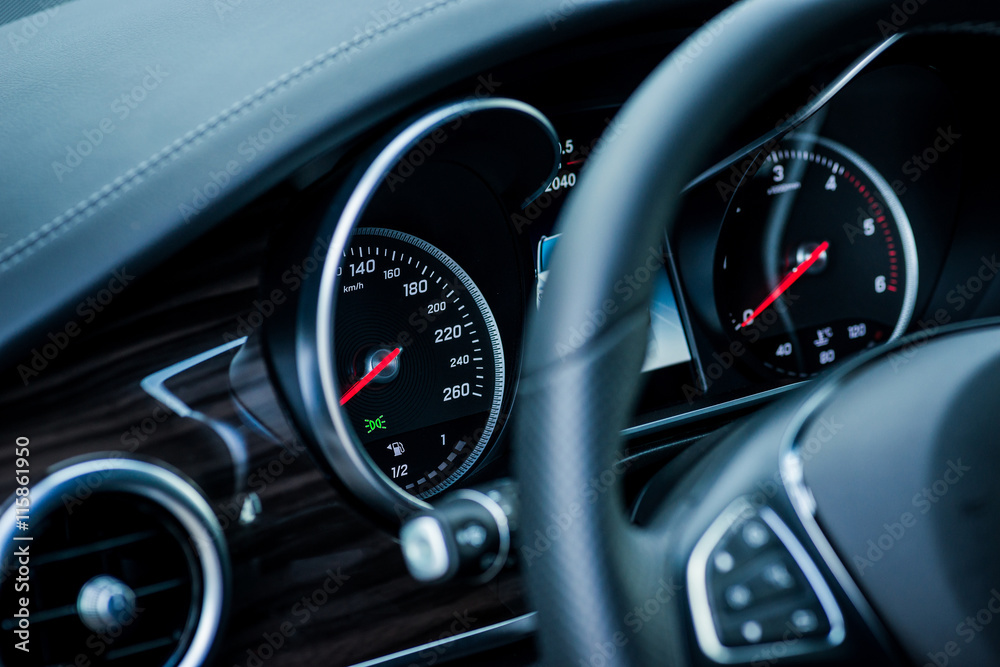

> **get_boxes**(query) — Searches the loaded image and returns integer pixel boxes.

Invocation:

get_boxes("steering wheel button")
[713,550,735,573]
[724,584,752,610]
[790,608,819,634]
[762,562,794,590]
[740,620,763,644]
[689,499,845,660]
[741,521,770,549]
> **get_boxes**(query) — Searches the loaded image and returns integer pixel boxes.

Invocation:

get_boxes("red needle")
[738,241,829,329]
[340,348,401,405]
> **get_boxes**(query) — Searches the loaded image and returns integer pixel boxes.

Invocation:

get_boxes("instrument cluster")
[269,32,1000,520]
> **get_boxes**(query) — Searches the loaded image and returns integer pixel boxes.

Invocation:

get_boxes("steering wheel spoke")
[627,400,903,666]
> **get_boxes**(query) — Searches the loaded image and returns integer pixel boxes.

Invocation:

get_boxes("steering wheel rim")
[514,1,998,665]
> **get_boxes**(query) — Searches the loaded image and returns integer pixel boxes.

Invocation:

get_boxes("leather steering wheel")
[516,1,1000,665]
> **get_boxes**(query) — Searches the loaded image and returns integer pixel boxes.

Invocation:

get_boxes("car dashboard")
[2,7,1000,667]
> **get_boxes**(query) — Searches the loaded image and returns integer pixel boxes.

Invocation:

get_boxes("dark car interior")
[3,0,1000,665]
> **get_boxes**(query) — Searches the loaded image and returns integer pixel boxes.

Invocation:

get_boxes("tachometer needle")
[340,347,402,405]
[738,241,829,329]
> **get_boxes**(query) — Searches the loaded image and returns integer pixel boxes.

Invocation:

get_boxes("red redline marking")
[340,347,402,405]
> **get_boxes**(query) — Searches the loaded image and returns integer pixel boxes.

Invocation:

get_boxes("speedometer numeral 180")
[334,228,505,499]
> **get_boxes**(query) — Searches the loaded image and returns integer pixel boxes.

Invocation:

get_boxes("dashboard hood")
[0,0,719,367]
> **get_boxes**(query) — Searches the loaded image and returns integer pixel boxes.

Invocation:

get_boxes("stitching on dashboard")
[0,0,463,274]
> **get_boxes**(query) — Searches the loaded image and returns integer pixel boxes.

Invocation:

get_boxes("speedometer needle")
[340,347,402,405]
[738,241,829,329]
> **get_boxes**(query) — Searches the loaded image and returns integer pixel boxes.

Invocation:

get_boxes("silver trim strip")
[685,33,904,191]
[346,612,537,667]
[0,458,229,667]
[140,337,246,417]
[621,382,807,437]
[312,99,560,519]
[141,337,249,492]
[686,496,844,664]
[778,372,898,654]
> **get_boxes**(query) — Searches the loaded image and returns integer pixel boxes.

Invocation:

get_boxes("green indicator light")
[364,415,387,434]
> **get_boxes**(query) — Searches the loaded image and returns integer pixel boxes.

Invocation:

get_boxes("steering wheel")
[515,1,1000,665]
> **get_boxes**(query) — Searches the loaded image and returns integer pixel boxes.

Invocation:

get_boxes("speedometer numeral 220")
[434,325,462,343]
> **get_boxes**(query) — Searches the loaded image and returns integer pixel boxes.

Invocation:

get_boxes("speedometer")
[714,135,918,377]
[333,228,505,499]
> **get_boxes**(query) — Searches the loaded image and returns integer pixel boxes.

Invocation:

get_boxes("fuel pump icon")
[387,441,405,457]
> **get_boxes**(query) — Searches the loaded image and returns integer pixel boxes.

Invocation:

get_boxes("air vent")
[0,458,228,667]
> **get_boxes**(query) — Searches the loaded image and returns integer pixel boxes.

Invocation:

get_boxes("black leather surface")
[0,0,717,366]
[515,0,1000,665]
[801,325,1000,665]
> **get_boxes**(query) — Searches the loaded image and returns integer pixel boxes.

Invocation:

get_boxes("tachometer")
[714,135,918,377]
[334,228,505,499]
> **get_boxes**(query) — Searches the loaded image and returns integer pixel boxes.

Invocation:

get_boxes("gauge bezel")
[302,98,560,521]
